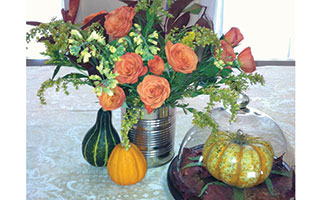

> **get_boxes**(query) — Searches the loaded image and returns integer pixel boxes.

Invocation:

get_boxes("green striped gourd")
[82,108,120,167]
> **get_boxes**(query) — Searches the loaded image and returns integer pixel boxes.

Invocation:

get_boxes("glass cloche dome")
[167,94,295,200]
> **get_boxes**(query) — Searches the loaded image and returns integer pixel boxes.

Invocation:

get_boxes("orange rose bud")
[165,41,198,74]
[137,75,171,114]
[104,6,136,39]
[98,86,126,111]
[224,27,244,47]
[220,40,236,62]
[82,10,107,25]
[238,47,256,73]
[114,53,148,84]
[147,55,165,75]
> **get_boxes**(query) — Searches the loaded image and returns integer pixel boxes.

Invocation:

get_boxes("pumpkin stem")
[232,129,249,145]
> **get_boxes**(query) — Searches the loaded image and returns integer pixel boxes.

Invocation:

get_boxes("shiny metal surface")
[121,106,176,168]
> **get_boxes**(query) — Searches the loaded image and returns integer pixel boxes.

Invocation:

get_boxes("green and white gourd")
[82,108,120,167]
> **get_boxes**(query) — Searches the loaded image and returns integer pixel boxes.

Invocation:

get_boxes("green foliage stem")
[37,73,91,105]
[186,87,239,136]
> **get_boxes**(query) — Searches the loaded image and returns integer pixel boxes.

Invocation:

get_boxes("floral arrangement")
[26,0,264,150]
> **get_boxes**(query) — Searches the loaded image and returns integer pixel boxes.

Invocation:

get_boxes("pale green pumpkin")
[203,130,274,188]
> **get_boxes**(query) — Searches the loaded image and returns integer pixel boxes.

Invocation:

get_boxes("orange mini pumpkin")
[107,142,147,185]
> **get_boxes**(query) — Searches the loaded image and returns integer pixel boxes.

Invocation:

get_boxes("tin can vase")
[121,106,176,168]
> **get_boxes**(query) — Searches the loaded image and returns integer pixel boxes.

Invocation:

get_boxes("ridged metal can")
[121,106,175,168]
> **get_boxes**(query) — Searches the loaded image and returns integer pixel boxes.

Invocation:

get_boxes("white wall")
[222,0,295,60]
[71,0,126,24]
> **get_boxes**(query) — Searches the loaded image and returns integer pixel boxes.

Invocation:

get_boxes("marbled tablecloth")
[27,66,295,200]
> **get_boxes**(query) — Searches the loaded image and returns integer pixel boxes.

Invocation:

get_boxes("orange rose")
[98,86,126,111]
[137,75,171,114]
[220,40,236,62]
[147,55,165,75]
[82,10,107,25]
[238,47,256,73]
[104,6,136,39]
[224,27,244,47]
[114,53,148,84]
[165,41,198,74]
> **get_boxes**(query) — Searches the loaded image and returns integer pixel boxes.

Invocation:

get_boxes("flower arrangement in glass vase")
[27,0,264,185]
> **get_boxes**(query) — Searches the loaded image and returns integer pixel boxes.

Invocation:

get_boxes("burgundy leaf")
[209,18,214,31]
[119,0,138,7]
[168,0,193,18]
[196,16,211,29]
[272,153,287,171]
[183,3,204,14]
[69,0,80,18]
[60,0,80,24]
[133,10,147,26]
[183,174,205,197]
[203,184,233,200]
[67,55,101,85]
[80,13,108,30]
[26,21,42,26]
[168,12,190,33]
[166,0,193,32]
[61,9,69,23]
[38,36,54,44]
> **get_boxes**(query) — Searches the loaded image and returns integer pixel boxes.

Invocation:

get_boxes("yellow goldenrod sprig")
[120,98,144,151]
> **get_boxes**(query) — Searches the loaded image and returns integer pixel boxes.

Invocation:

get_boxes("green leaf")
[265,177,275,197]
[232,187,244,200]
[182,162,204,169]
[143,9,155,35]
[198,182,211,198]
[271,170,291,177]
[51,65,62,80]
[142,47,154,61]
[198,181,228,197]
[186,107,195,113]
[183,3,203,14]
[190,90,203,97]
[187,155,202,161]
[62,73,88,79]
[174,73,187,85]
[201,55,216,65]
[182,108,188,115]
[203,66,220,77]
[122,36,134,51]
[93,81,100,86]
[220,68,232,78]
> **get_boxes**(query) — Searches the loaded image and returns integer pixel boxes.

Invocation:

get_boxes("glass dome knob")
[237,93,250,109]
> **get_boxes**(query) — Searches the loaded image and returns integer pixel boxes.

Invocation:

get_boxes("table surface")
[27,65,295,200]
